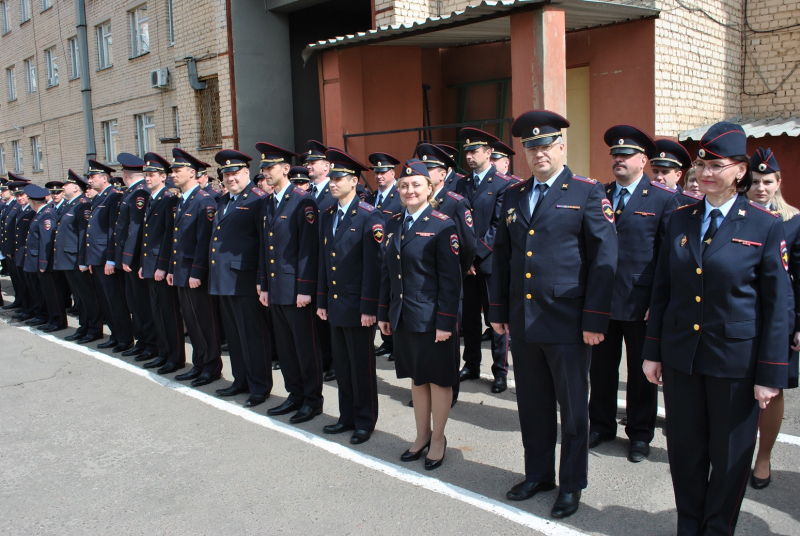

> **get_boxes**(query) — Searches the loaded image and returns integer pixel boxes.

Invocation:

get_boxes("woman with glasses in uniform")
[642,122,789,535]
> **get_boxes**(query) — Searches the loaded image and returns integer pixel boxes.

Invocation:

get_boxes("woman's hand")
[643,360,663,386]
[754,385,780,409]
[378,321,392,336]
[435,330,451,342]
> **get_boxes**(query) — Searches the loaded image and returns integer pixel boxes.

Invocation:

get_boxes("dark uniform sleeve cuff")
[581,310,610,335]
[755,361,789,388]
[641,337,661,363]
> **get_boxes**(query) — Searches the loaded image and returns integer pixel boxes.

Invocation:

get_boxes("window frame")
[45,47,58,87]
[12,140,22,173]
[96,21,113,70]
[68,37,80,79]
[135,113,156,158]
[173,106,180,138]
[167,0,175,45]
[30,136,42,172]
[41,0,52,11]
[1,1,10,35]
[129,5,149,58]
[20,0,30,23]
[6,65,16,101]
[103,119,120,164]
[0,144,5,177]
[24,57,36,94]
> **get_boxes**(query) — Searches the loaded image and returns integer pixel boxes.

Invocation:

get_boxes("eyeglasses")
[526,141,561,155]
[692,161,740,174]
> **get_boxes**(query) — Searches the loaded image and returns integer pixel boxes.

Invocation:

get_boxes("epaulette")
[164,190,175,197]
[673,203,695,211]
[431,210,449,221]
[198,190,210,198]
[681,190,703,201]
[749,201,780,217]
[510,175,523,181]
[509,180,526,189]
[650,180,676,193]
[455,173,465,179]
[446,191,465,201]
[292,187,307,196]
[358,201,375,212]
[495,172,513,182]
[252,187,266,197]
[571,175,597,184]
[390,213,403,220]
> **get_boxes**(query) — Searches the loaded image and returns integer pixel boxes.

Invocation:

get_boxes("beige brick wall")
[0,0,232,184]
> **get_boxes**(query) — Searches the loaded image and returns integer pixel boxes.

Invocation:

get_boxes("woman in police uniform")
[377,159,461,470]
[746,148,800,489]
[642,122,789,535]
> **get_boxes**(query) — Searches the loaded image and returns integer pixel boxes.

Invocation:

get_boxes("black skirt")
[393,323,459,387]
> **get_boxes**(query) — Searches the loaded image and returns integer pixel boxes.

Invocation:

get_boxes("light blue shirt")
[333,197,355,236]
[472,167,491,188]
[273,182,291,209]
[403,203,430,230]
[182,184,199,204]
[312,179,330,199]
[700,195,737,241]
[528,167,563,214]
[614,175,643,207]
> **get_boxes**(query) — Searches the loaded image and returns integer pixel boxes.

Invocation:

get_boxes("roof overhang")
[303,0,659,63]
[680,116,800,141]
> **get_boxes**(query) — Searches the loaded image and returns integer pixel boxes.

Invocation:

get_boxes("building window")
[45,47,58,87]
[6,66,15,101]
[12,140,22,173]
[20,0,30,23]
[130,5,149,57]
[24,57,36,94]
[1,1,10,35]
[0,144,5,177]
[68,37,80,79]
[97,21,113,69]
[41,0,51,10]
[103,120,119,164]
[198,77,221,148]
[135,113,156,157]
[167,0,174,45]
[30,136,42,172]
[173,106,180,138]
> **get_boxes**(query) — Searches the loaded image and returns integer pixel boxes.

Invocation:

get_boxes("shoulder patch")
[571,175,597,184]
[251,187,266,197]
[682,190,703,201]
[293,187,308,196]
[649,181,676,193]
[749,201,780,217]
[358,201,375,212]
[431,210,449,221]
[495,172,513,182]
[446,191,465,201]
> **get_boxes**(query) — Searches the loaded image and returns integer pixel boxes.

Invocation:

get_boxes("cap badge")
[422,156,427,160]
[533,128,540,135]
[660,152,666,158]
[406,168,412,175]
[465,139,470,144]
[698,149,706,158]
[377,161,383,166]
[758,163,767,172]
[147,162,151,166]
[618,139,624,145]
[226,160,231,165]
[261,154,265,159]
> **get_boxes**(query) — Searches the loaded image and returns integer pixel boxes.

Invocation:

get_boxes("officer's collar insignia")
[642,190,648,195]
[423,216,429,221]
[704,238,712,245]
[243,193,248,198]
[561,183,568,190]
[692,209,698,215]
[352,210,357,215]
[738,209,746,217]
[285,194,289,199]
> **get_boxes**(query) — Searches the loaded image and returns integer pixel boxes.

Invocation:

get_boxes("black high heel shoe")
[400,436,431,462]
[424,437,447,470]
[750,463,771,489]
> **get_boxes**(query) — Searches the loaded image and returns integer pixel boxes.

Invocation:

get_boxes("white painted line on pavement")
[5,321,587,536]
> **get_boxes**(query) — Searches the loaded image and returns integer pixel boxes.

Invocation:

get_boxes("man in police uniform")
[0,179,12,280]
[116,153,157,359]
[83,160,134,352]
[210,149,271,407]
[317,149,383,443]
[56,171,103,343]
[490,140,518,180]
[650,139,702,207]
[259,143,323,423]
[2,175,31,313]
[168,148,224,387]
[436,144,463,192]
[197,161,222,199]
[11,182,42,324]
[456,128,515,394]
[588,126,680,462]
[289,166,311,191]
[45,181,75,315]
[489,110,618,517]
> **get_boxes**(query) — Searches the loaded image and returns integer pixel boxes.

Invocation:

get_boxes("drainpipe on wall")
[75,0,96,169]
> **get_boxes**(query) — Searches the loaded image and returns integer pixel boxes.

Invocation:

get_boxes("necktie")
[224,196,235,215]
[473,174,480,192]
[702,209,722,251]
[615,188,628,221]
[311,185,318,196]
[403,215,413,235]
[532,183,549,216]
[376,192,383,207]
[334,208,344,236]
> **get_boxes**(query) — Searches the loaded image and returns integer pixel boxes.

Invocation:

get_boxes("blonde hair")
[398,173,438,208]
[771,172,799,221]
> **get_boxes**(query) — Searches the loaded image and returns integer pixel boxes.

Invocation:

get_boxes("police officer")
[197,161,222,199]
[489,110,618,517]
[588,125,679,462]
[3,175,31,314]
[317,149,383,443]
[45,181,75,315]
[436,144,463,192]
[490,140,520,180]
[11,183,42,325]
[211,149,272,407]
[289,166,311,191]
[136,153,186,374]
[650,139,703,207]
[45,182,67,214]
[259,142,324,423]
[456,128,515,394]
[83,160,134,353]
[117,153,158,359]
[169,148,224,387]
[0,179,13,281]
[56,171,103,343]
[642,122,788,535]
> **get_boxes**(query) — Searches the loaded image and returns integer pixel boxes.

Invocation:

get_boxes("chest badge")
[680,236,687,247]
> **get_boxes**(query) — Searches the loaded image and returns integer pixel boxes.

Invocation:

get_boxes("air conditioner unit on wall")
[151,68,169,89]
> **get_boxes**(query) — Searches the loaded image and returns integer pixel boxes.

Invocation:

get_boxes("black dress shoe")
[374,345,392,357]
[323,369,337,382]
[175,367,202,381]
[491,376,507,393]
[267,399,303,415]
[588,431,615,448]
[400,437,431,462]
[97,339,119,349]
[387,353,394,361]
[350,430,372,445]
[157,362,185,374]
[244,394,269,408]
[64,331,88,341]
[551,490,581,518]
[66,306,80,315]
[112,342,134,353]
[628,441,651,463]
[77,334,103,344]
[272,362,281,370]
[750,464,771,489]
[481,328,492,341]
[221,344,229,352]
[191,372,221,387]
[143,356,168,369]
[11,312,33,320]
[133,351,154,362]
[40,324,67,333]
[506,480,556,501]
[25,317,49,326]
[323,423,355,434]
[289,405,323,423]
[459,367,480,382]
[121,346,143,357]
[424,437,447,470]
[2,302,21,310]
[216,385,249,397]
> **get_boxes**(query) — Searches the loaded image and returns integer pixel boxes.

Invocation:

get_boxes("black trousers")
[219,295,272,396]
[462,273,508,377]
[589,319,657,443]
[63,269,103,337]
[272,303,323,408]
[513,340,590,492]
[662,366,760,536]
[93,266,133,345]
[38,271,66,327]
[330,324,379,431]
[178,286,222,374]
[56,271,72,309]
[313,313,334,371]
[24,270,47,319]
[125,270,156,352]
[10,262,33,313]
[147,278,185,365]
[6,258,24,306]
